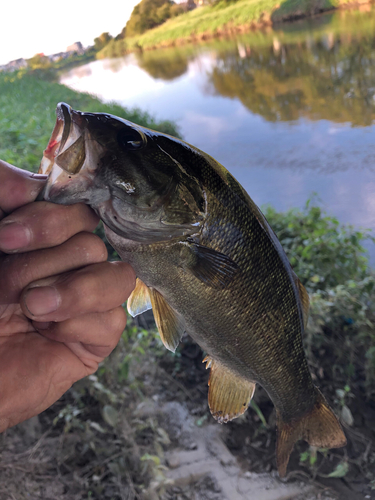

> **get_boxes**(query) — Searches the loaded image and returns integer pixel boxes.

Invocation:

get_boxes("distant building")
[1,58,28,72]
[10,58,28,69]
[66,42,84,54]
[48,52,70,62]
[175,0,197,9]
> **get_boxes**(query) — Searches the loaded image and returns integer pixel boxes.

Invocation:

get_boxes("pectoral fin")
[127,278,152,317]
[183,241,239,289]
[203,356,255,423]
[149,288,185,352]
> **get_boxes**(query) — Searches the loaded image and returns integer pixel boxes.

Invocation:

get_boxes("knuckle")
[105,308,127,349]
[15,202,98,247]
[73,272,101,312]
[67,203,99,232]
[24,202,71,244]
[0,254,31,300]
[109,307,127,334]
[111,262,136,297]
[79,233,108,263]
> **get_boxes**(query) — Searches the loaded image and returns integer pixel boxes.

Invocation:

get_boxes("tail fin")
[276,388,347,477]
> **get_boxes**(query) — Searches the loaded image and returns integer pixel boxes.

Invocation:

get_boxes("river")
[60,8,375,259]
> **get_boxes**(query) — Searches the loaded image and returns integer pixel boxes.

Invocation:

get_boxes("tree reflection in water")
[209,31,375,126]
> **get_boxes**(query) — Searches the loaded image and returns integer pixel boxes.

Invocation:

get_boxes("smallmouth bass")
[39,103,346,476]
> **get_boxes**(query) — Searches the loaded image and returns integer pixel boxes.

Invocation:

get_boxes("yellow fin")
[203,356,255,423]
[297,278,310,328]
[149,288,185,352]
[292,271,310,328]
[276,388,347,477]
[127,278,152,317]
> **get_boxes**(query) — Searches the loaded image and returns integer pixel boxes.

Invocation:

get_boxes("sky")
[0,0,140,65]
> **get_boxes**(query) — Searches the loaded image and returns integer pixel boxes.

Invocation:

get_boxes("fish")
[38,102,346,477]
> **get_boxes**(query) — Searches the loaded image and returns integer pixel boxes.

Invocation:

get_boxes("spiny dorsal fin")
[149,288,185,352]
[185,241,239,289]
[276,387,346,477]
[297,279,310,329]
[127,278,152,317]
[203,356,256,423]
[292,271,310,329]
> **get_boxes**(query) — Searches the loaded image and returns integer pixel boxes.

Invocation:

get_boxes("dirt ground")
[0,323,374,500]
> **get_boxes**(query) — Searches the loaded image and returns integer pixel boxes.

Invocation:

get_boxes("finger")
[0,201,99,253]
[0,160,47,215]
[21,261,136,323]
[33,306,127,358]
[0,232,107,305]
[0,332,94,432]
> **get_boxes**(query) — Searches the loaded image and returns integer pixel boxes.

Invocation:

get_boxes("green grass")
[98,0,357,58]
[99,0,280,57]
[0,71,179,172]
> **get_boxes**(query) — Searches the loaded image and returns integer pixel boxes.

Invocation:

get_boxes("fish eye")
[118,128,145,151]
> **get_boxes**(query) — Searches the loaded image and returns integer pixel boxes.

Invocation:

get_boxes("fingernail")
[30,173,48,180]
[25,287,61,316]
[0,222,31,251]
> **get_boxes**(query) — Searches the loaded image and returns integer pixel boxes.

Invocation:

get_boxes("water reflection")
[208,32,375,126]
[60,8,375,259]
[135,48,190,81]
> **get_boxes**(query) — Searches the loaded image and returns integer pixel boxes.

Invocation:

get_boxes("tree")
[125,0,183,37]
[27,53,50,69]
[94,32,113,52]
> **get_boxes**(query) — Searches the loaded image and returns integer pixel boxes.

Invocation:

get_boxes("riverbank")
[0,72,178,172]
[97,0,366,58]
[1,65,374,497]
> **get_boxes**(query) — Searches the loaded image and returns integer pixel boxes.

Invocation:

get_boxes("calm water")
[60,9,375,258]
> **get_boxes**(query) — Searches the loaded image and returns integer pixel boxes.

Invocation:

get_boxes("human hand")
[0,160,135,432]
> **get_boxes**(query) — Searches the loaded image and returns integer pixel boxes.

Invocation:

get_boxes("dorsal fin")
[149,288,185,352]
[292,271,310,329]
[203,356,256,423]
[127,278,152,317]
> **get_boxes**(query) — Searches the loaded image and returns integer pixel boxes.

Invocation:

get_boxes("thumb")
[0,160,47,217]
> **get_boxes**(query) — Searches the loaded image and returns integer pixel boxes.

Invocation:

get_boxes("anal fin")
[203,356,255,423]
[127,278,152,317]
[276,388,346,477]
[149,288,185,353]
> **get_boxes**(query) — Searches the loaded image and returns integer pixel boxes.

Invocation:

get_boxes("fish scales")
[39,103,346,476]
[112,177,315,421]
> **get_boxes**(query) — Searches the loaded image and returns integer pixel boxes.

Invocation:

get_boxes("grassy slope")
[98,0,354,57]
[0,72,178,172]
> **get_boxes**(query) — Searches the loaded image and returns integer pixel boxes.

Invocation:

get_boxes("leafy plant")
[264,200,372,292]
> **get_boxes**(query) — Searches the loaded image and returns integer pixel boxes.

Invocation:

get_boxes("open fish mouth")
[39,102,86,178]
[36,102,102,205]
